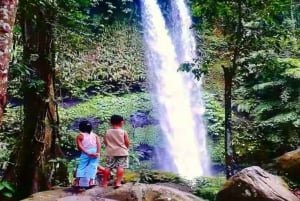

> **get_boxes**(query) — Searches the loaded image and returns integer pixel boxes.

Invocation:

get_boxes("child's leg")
[101,168,110,187]
[115,167,124,187]
[73,168,79,187]
[89,178,95,186]
[97,165,105,175]
[73,178,79,187]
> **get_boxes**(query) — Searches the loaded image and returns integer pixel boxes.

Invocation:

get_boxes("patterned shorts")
[105,156,129,169]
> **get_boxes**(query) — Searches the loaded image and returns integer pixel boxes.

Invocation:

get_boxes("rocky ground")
[21,149,300,201]
[22,183,204,201]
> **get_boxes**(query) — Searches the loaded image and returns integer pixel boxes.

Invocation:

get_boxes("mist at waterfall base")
[141,0,211,180]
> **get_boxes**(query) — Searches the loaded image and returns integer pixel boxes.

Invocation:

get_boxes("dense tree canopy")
[0,0,299,200]
[191,0,300,174]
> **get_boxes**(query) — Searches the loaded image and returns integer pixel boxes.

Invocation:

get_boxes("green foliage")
[9,0,144,98]
[207,138,224,164]
[203,93,224,138]
[96,0,136,22]
[139,170,186,185]
[132,126,163,146]
[203,93,224,163]
[125,168,188,184]
[192,0,300,163]
[0,105,22,170]
[0,181,15,198]
[282,175,300,190]
[123,171,226,201]
[123,171,140,183]
[56,22,145,96]
[193,177,226,201]
[59,93,150,126]
[0,143,11,172]
[59,92,152,148]
[58,92,161,170]
[235,26,300,158]
[61,158,78,185]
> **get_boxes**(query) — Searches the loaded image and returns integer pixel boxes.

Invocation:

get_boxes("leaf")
[2,181,15,192]
[284,68,300,79]
[252,81,284,91]
[3,192,13,198]
[236,100,254,113]
[0,183,4,191]
[264,112,298,124]
[278,58,300,68]
[253,101,280,115]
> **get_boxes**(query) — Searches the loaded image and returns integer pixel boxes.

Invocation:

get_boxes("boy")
[101,115,130,188]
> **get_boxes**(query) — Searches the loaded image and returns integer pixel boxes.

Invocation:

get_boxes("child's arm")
[76,134,90,156]
[124,132,130,148]
[103,132,108,146]
[96,135,101,157]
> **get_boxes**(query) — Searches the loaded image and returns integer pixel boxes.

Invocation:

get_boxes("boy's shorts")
[106,156,129,169]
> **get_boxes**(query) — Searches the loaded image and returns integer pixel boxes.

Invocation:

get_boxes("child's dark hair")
[110,115,124,125]
[79,120,92,133]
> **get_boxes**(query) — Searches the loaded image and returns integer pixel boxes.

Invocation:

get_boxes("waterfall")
[170,0,211,176]
[141,0,210,179]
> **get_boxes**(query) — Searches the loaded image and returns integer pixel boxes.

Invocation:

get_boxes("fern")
[283,68,300,79]
[285,101,300,111]
[236,100,255,113]
[264,111,298,124]
[252,80,284,91]
[278,58,300,68]
[277,58,300,79]
[133,126,162,146]
[253,101,280,116]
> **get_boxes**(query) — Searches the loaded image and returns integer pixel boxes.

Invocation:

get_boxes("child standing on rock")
[101,115,130,188]
[74,120,100,189]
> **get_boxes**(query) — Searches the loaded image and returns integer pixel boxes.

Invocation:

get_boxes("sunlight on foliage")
[193,177,226,201]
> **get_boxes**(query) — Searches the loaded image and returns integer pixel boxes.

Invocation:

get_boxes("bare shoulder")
[76,133,84,140]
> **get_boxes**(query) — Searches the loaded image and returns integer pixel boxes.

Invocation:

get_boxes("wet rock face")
[129,111,158,128]
[61,97,83,109]
[216,166,300,201]
[134,144,154,161]
[69,117,101,131]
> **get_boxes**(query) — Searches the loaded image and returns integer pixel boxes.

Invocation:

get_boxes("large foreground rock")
[216,166,300,201]
[22,183,204,201]
[277,149,300,181]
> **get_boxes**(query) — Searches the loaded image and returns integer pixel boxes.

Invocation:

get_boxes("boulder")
[277,149,300,181]
[134,144,154,161]
[216,166,300,201]
[22,183,204,201]
[60,97,83,109]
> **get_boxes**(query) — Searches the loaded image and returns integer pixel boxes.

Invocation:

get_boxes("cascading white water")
[141,0,210,179]
[170,0,211,176]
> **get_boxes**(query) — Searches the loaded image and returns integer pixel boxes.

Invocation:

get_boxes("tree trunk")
[222,66,235,179]
[11,4,66,200]
[221,0,242,179]
[0,0,18,124]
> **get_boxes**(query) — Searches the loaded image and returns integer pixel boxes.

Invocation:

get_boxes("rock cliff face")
[22,183,204,201]
[216,166,300,201]
[277,149,300,182]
